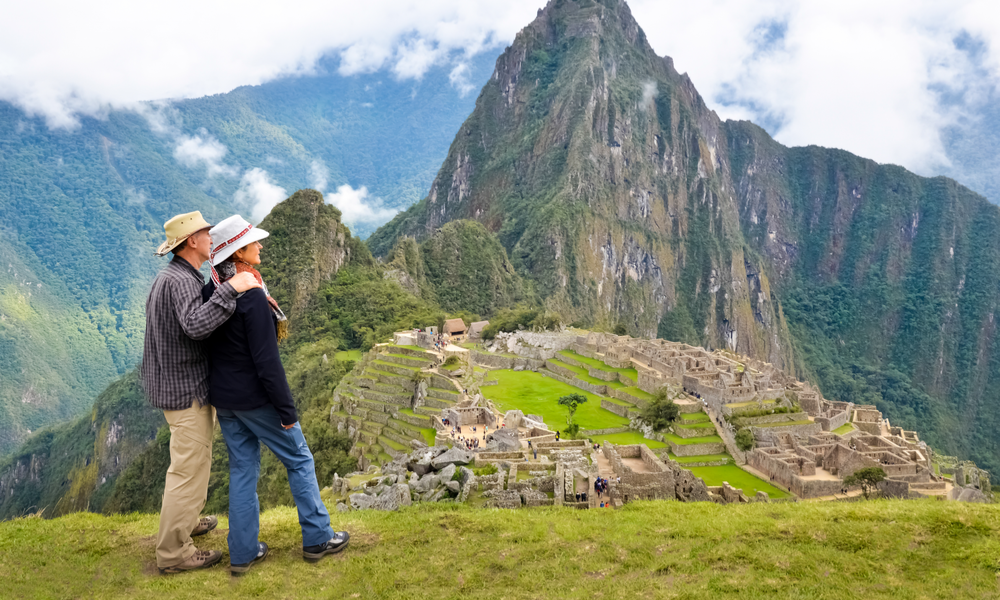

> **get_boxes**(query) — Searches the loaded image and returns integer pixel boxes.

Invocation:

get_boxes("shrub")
[557,393,588,426]
[443,355,461,368]
[735,428,755,452]
[641,388,680,431]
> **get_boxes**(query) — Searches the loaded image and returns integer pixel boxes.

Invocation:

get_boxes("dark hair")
[170,239,188,255]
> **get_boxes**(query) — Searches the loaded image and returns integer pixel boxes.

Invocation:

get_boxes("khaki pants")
[156,401,215,568]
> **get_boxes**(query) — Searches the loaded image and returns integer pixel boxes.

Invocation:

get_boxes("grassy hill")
[3,500,999,599]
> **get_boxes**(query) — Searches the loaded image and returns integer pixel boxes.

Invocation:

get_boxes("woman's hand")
[283,423,296,430]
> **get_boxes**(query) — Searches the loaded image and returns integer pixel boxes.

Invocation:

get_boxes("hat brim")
[211,228,270,266]
[155,226,211,257]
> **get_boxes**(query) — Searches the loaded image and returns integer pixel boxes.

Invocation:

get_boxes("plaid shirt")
[140,255,237,411]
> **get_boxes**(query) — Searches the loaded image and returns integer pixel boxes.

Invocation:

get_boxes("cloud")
[234,168,288,223]
[325,184,399,226]
[640,80,657,110]
[0,1,545,128]
[309,160,329,193]
[628,0,1000,175]
[173,129,238,178]
[3,0,1000,184]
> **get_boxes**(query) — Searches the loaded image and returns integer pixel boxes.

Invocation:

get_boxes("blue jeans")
[216,405,334,564]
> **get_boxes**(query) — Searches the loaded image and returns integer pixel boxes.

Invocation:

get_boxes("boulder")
[349,493,375,510]
[755,491,770,502]
[446,480,461,494]
[414,473,436,493]
[409,458,434,477]
[458,467,475,488]
[431,447,472,469]
[437,464,457,488]
[491,428,521,452]
[336,502,349,513]
[373,483,413,511]
[503,410,525,430]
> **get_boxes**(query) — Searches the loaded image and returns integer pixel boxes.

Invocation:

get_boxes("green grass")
[752,420,814,428]
[389,344,428,353]
[479,370,629,431]
[441,363,462,372]
[667,453,732,464]
[680,412,709,421]
[726,399,778,408]
[547,359,625,389]
[421,428,437,447]
[334,350,364,362]
[587,431,667,449]
[557,350,639,380]
[677,422,716,430]
[618,386,652,400]
[686,465,792,499]
[4,501,1000,598]
[833,423,855,435]
[662,432,724,445]
[373,359,421,372]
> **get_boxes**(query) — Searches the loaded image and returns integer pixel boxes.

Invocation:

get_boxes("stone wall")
[580,426,630,436]
[815,410,849,432]
[600,399,630,418]
[751,422,822,439]
[668,441,727,456]
[609,387,649,409]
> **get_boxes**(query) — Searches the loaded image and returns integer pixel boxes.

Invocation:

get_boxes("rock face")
[431,448,473,469]
[367,0,1000,473]
[258,189,355,326]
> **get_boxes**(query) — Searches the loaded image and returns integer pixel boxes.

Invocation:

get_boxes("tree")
[842,467,886,499]
[641,388,680,431]
[735,428,755,452]
[557,393,588,426]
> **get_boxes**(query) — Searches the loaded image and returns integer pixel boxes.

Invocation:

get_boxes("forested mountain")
[0,55,495,454]
[0,191,524,520]
[369,0,1000,472]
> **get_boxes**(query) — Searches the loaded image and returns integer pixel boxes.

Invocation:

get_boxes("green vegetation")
[735,429,755,452]
[481,306,561,340]
[662,432,725,446]
[619,386,653,401]
[843,467,887,500]
[479,370,628,431]
[587,431,667,449]
[557,350,638,379]
[5,500,1000,598]
[833,423,856,436]
[547,359,624,388]
[686,465,791,499]
[557,393,588,427]
[640,388,680,431]
[334,350,364,362]
[667,453,732,464]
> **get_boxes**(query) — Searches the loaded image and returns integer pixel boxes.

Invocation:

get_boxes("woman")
[202,215,348,576]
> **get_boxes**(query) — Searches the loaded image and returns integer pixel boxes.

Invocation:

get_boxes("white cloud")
[640,80,657,110]
[309,160,329,193]
[234,168,288,223]
[2,0,1000,183]
[173,129,238,178]
[628,0,1000,175]
[325,184,399,226]
[0,1,545,128]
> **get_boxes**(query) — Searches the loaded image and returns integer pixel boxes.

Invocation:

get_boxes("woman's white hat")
[209,215,270,266]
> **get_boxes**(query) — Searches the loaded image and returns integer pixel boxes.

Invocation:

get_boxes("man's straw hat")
[156,211,213,256]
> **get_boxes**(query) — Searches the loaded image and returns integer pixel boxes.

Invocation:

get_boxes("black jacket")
[201,283,297,426]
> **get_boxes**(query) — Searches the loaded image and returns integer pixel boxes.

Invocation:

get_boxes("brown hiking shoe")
[159,549,223,574]
[191,515,218,537]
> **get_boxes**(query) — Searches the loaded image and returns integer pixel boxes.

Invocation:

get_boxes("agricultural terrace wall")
[580,426,630,436]
[588,367,617,382]
[740,413,811,425]
[601,399,630,418]
[668,441,727,457]
[546,362,581,380]
[751,422,822,439]
[609,388,649,408]
[472,351,544,371]
[539,369,607,395]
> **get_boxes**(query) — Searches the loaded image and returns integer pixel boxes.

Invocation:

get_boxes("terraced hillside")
[331,345,463,469]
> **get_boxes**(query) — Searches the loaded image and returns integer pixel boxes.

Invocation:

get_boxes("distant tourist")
[202,216,349,576]
[143,211,261,574]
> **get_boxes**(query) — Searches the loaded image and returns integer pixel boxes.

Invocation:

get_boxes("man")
[142,211,260,574]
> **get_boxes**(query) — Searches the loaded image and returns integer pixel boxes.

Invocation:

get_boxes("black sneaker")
[303,532,350,563]
[230,542,269,576]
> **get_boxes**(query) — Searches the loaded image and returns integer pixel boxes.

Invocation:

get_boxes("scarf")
[212,260,288,342]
